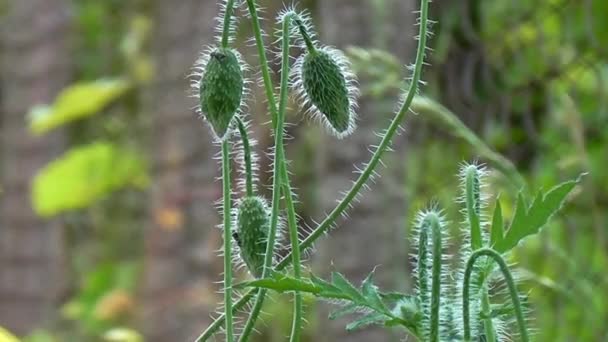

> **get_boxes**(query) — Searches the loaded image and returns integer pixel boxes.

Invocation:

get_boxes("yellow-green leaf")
[28,78,130,135]
[0,326,21,342]
[32,142,148,217]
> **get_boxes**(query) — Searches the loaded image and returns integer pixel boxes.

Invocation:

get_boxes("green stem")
[279,15,303,342]
[238,2,300,340]
[463,248,529,342]
[429,215,441,342]
[245,0,278,124]
[294,18,316,54]
[464,165,495,340]
[235,117,254,197]
[196,0,430,339]
[221,140,234,342]
[220,0,237,49]
[465,165,482,250]
[481,285,496,342]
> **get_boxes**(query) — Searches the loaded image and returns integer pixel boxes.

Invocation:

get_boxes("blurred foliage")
[62,262,138,335]
[32,142,148,217]
[0,327,21,342]
[28,79,130,135]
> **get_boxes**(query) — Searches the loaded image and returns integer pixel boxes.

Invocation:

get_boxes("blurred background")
[0,0,607,341]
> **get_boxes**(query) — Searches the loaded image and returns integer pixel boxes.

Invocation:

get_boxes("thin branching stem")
[238,2,302,340]
[195,0,430,339]
[278,14,304,342]
[221,140,234,342]
[235,117,254,197]
[463,248,529,342]
[219,0,238,339]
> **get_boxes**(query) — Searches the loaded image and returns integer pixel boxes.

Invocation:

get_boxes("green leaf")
[495,177,581,253]
[490,199,504,247]
[345,312,387,331]
[329,303,359,320]
[332,272,366,303]
[236,271,323,295]
[361,270,387,312]
[32,142,148,216]
[238,270,421,334]
[28,78,130,135]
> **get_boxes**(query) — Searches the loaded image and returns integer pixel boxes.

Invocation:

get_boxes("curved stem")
[462,248,529,342]
[294,18,316,55]
[221,140,234,342]
[195,0,430,339]
[235,117,254,197]
[464,166,495,340]
[220,0,237,49]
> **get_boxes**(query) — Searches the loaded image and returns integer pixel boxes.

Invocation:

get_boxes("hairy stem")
[196,0,430,339]
[465,165,482,250]
[220,0,237,48]
[294,18,316,54]
[464,165,496,340]
[219,0,238,339]
[221,140,234,342]
[235,117,254,197]
[463,248,529,342]
[481,285,496,342]
[429,214,441,342]
[238,3,302,340]
[278,14,304,342]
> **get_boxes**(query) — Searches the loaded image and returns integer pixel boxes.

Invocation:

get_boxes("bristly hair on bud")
[232,196,283,278]
[283,10,359,138]
[190,47,249,141]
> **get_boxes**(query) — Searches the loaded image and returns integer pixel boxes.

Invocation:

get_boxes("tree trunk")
[0,0,71,335]
[139,0,222,340]
[312,0,417,341]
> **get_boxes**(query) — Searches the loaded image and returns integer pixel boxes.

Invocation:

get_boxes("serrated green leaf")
[495,177,580,253]
[332,272,366,303]
[32,142,148,217]
[361,270,387,312]
[345,312,388,331]
[490,199,504,247]
[28,78,130,135]
[329,303,360,320]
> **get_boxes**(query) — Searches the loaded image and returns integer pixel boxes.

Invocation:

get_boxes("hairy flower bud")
[195,47,245,141]
[234,196,271,278]
[293,47,359,138]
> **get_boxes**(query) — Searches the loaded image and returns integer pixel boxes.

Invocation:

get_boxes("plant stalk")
[463,248,529,342]
[221,140,234,342]
[220,0,237,49]
[430,215,441,342]
[278,14,304,342]
[235,117,254,197]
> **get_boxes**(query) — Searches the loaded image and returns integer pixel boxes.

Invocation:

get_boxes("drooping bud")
[302,50,352,134]
[195,47,245,140]
[289,15,359,138]
[234,196,272,278]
